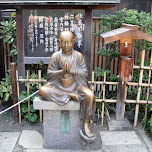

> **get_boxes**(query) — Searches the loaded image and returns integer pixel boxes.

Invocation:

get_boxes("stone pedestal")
[107,118,133,131]
[33,96,82,149]
[33,96,102,150]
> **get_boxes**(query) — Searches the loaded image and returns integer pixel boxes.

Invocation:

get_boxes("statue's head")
[59,31,75,53]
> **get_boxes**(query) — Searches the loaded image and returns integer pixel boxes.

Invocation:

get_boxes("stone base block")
[43,110,82,149]
[33,96,102,150]
[107,118,133,131]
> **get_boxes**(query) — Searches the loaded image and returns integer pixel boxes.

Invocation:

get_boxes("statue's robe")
[42,49,88,105]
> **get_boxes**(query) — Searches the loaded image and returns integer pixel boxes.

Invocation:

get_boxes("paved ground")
[0,127,152,152]
[0,107,152,152]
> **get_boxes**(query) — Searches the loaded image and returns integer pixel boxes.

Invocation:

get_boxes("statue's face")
[60,31,75,53]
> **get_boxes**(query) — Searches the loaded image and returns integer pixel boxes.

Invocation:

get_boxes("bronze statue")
[39,31,95,139]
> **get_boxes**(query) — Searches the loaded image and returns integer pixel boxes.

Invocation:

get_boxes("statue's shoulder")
[51,50,62,58]
[73,50,84,58]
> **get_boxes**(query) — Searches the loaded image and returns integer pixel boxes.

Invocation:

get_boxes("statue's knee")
[39,86,45,96]
[88,91,95,100]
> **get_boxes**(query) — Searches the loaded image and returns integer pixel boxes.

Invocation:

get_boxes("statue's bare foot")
[70,94,80,102]
[83,119,95,138]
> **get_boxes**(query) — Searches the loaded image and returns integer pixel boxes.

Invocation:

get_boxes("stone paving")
[0,128,151,152]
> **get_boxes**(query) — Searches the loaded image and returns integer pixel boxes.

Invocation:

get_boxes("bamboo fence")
[1,18,152,126]
[15,49,152,127]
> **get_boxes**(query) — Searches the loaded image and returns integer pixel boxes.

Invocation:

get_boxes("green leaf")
[4,92,10,102]
[24,113,38,122]
[21,104,28,114]
[30,104,36,113]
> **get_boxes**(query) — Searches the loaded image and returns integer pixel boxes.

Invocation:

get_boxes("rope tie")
[0,90,39,115]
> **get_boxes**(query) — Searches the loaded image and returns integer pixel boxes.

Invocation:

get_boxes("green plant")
[140,105,152,137]
[94,67,110,79]
[0,12,17,62]
[19,91,40,122]
[18,73,46,122]
[0,71,12,102]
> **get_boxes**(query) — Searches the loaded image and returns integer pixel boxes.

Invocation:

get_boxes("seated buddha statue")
[39,31,96,139]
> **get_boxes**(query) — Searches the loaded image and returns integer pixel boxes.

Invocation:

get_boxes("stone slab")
[107,118,133,131]
[33,96,80,111]
[100,131,141,145]
[26,149,103,152]
[102,145,148,152]
[138,129,152,149]
[0,132,20,152]
[19,130,43,148]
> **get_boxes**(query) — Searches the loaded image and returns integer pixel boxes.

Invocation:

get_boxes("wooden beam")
[84,7,92,80]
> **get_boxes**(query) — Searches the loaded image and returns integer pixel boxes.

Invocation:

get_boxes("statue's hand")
[70,94,80,102]
[66,60,70,73]
[63,62,67,73]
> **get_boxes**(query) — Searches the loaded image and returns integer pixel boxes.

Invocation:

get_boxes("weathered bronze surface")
[39,31,96,139]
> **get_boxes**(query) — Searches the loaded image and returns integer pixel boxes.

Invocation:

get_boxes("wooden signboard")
[23,9,85,64]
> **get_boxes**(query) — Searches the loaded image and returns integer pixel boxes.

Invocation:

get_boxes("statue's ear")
[73,39,75,43]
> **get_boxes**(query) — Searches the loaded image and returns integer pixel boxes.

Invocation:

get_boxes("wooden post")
[10,63,18,122]
[116,37,133,121]
[16,7,25,91]
[116,80,126,120]
[85,7,92,80]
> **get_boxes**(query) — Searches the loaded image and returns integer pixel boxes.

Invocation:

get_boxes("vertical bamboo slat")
[91,19,96,71]
[145,50,152,119]
[90,71,95,124]
[7,44,11,70]
[102,44,106,70]
[38,70,43,122]
[134,49,145,127]
[101,72,106,126]
[27,70,30,113]
[16,70,21,123]
[94,20,99,70]
[114,58,118,76]
[4,43,7,74]
[98,21,103,81]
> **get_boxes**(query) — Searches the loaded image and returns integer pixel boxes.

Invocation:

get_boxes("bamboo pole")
[94,20,99,70]
[27,70,30,113]
[7,44,11,70]
[4,43,7,75]
[91,19,95,71]
[98,23,103,81]
[90,71,94,124]
[91,71,95,91]
[18,79,47,82]
[38,70,43,122]
[95,99,152,104]
[133,65,152,70]
[16,70,21,123]
[134,49,145,127]
[101,72,106,126]
[145,50,152,119]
